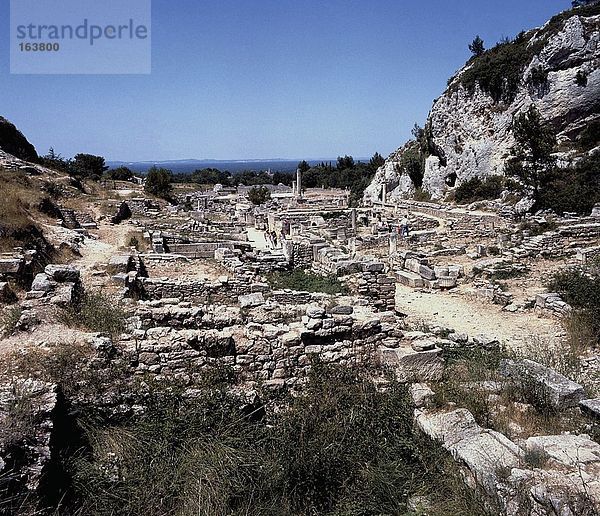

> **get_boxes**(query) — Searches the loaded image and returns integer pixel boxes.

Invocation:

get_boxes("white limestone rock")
[364,10,600,203]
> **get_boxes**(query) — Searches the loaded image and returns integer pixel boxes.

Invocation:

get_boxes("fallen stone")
[30,273,54,292]
[410,383,435,408]
[395,269,424,288]
[329,305,353,315]
[378,346,444,382]
[416,408,523,494]
[306,306,326,319]
[525,434,600,468]
[500,359,585,409]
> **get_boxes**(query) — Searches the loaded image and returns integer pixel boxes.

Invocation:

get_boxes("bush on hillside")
[454,175,504,203]
[61,291,126,339]
[546,259,600,347]
[537,152,600,215]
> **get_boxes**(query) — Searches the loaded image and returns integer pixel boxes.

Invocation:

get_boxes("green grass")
[267,269,349,295]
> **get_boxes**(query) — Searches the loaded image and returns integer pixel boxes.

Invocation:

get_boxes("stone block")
[580,398,600,419]
[500,359,585,409]
[419,265,436,281]
[31,273,54,292]
[378,346,444,382]
[395,270,424,288]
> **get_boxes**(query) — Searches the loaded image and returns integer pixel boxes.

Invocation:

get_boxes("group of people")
[376,213,411,238]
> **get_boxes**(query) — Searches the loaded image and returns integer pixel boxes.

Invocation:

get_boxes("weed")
[1,306,22,337]
[61,291,127,340]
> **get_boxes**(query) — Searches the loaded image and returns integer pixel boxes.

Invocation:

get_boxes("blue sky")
[0,0,569,161]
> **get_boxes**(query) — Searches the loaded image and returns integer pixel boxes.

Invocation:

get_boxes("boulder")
[30,273,54,292]
[416,408,523,493]
[580,398,600,419]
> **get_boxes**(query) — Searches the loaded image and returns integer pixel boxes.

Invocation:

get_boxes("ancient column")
[292,181,297,196]
[296,168,302,199]
[351,208,357,232]
[382,183,387,204]
[389,233,398,256]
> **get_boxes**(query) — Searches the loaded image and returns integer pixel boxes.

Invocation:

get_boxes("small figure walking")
[400,216,410,238]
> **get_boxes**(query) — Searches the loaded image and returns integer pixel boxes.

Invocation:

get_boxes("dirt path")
[75,221,133,285]
[395,284,563,349]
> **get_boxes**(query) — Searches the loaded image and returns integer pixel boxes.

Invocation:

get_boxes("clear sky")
[0,0,569,161]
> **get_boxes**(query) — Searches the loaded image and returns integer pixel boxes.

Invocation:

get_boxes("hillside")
[365,4,600,202]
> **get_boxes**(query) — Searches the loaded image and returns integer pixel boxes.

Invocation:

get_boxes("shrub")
[519,218,557,236]
[576,69,589,87]
[1,306,22,336]
[578,120,600,152]
[267,269,349,295]
[546,261,600,347]
[527,66,549,89]
[64,363,428,516]
[71,153,108,180]
[247,185,271,205]
[144,166,173,200]
[105,166,134,181]
[454,175,504,203]
[413,188,432,202]
[459,32,544,103]
[536,152,600,215]
[62,291,127,339]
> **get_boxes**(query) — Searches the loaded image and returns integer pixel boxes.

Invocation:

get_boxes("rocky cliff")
[0,116,37,163]
[365,4,600,202]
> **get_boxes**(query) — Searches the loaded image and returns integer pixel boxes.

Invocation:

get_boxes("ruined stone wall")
[269,289,314,305]
[138,277,263,304]
[352,264,396,312]
[126,307,402,387]
[167,242,238,258]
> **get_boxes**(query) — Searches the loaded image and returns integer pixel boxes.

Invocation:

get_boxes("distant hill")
[106,158,354,175]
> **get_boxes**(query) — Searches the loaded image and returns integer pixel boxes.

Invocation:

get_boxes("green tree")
[369,152,385,171]
[297,160,311,174]
[106,166,134,181]
[72,153,108,180]
[247,185,271,205]
[40,147,72,174]
[144,166,173,200]
[337,155,355,170]
[505,105,556,201]
[468,35,485,57]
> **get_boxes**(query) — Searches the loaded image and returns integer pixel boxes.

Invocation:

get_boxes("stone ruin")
[2,181,600,514]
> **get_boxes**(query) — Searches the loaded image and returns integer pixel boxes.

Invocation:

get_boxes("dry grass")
[0,170,41,232]
[432,343,594,441]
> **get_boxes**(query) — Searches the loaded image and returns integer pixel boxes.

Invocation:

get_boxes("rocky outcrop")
[365,6,600,202]
[0,116,37,162]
